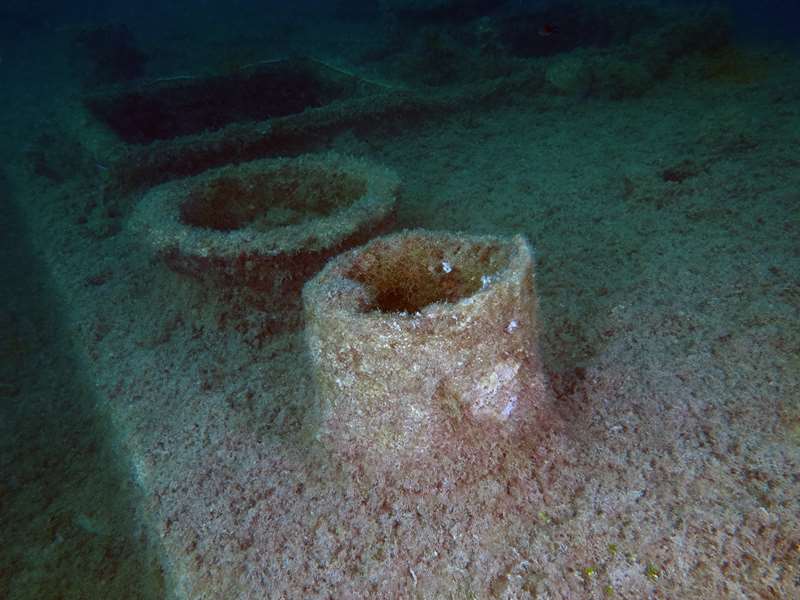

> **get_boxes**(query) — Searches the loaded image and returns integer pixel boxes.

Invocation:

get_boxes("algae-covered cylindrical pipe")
[303,230,548,469]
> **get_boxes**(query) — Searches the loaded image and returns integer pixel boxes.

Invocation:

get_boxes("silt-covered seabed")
[1,2,798,598]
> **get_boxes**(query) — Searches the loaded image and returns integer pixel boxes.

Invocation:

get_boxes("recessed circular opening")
[346,237,511,314]
[179,167,367,232]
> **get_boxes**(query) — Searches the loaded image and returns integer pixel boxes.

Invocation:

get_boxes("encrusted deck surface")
[4,31,799,600]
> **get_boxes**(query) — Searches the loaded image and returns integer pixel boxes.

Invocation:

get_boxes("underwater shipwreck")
[1,1,799,598]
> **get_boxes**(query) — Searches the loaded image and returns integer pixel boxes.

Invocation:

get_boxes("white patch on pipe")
[501,394,518,418]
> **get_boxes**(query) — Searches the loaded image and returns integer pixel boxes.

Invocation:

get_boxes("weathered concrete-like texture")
[304,230,550,473]
[129,152,398,307]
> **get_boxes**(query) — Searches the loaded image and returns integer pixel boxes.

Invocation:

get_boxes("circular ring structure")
[129,153,398,297]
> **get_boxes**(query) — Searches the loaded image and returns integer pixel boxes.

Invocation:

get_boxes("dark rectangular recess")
[85,58,354,144]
